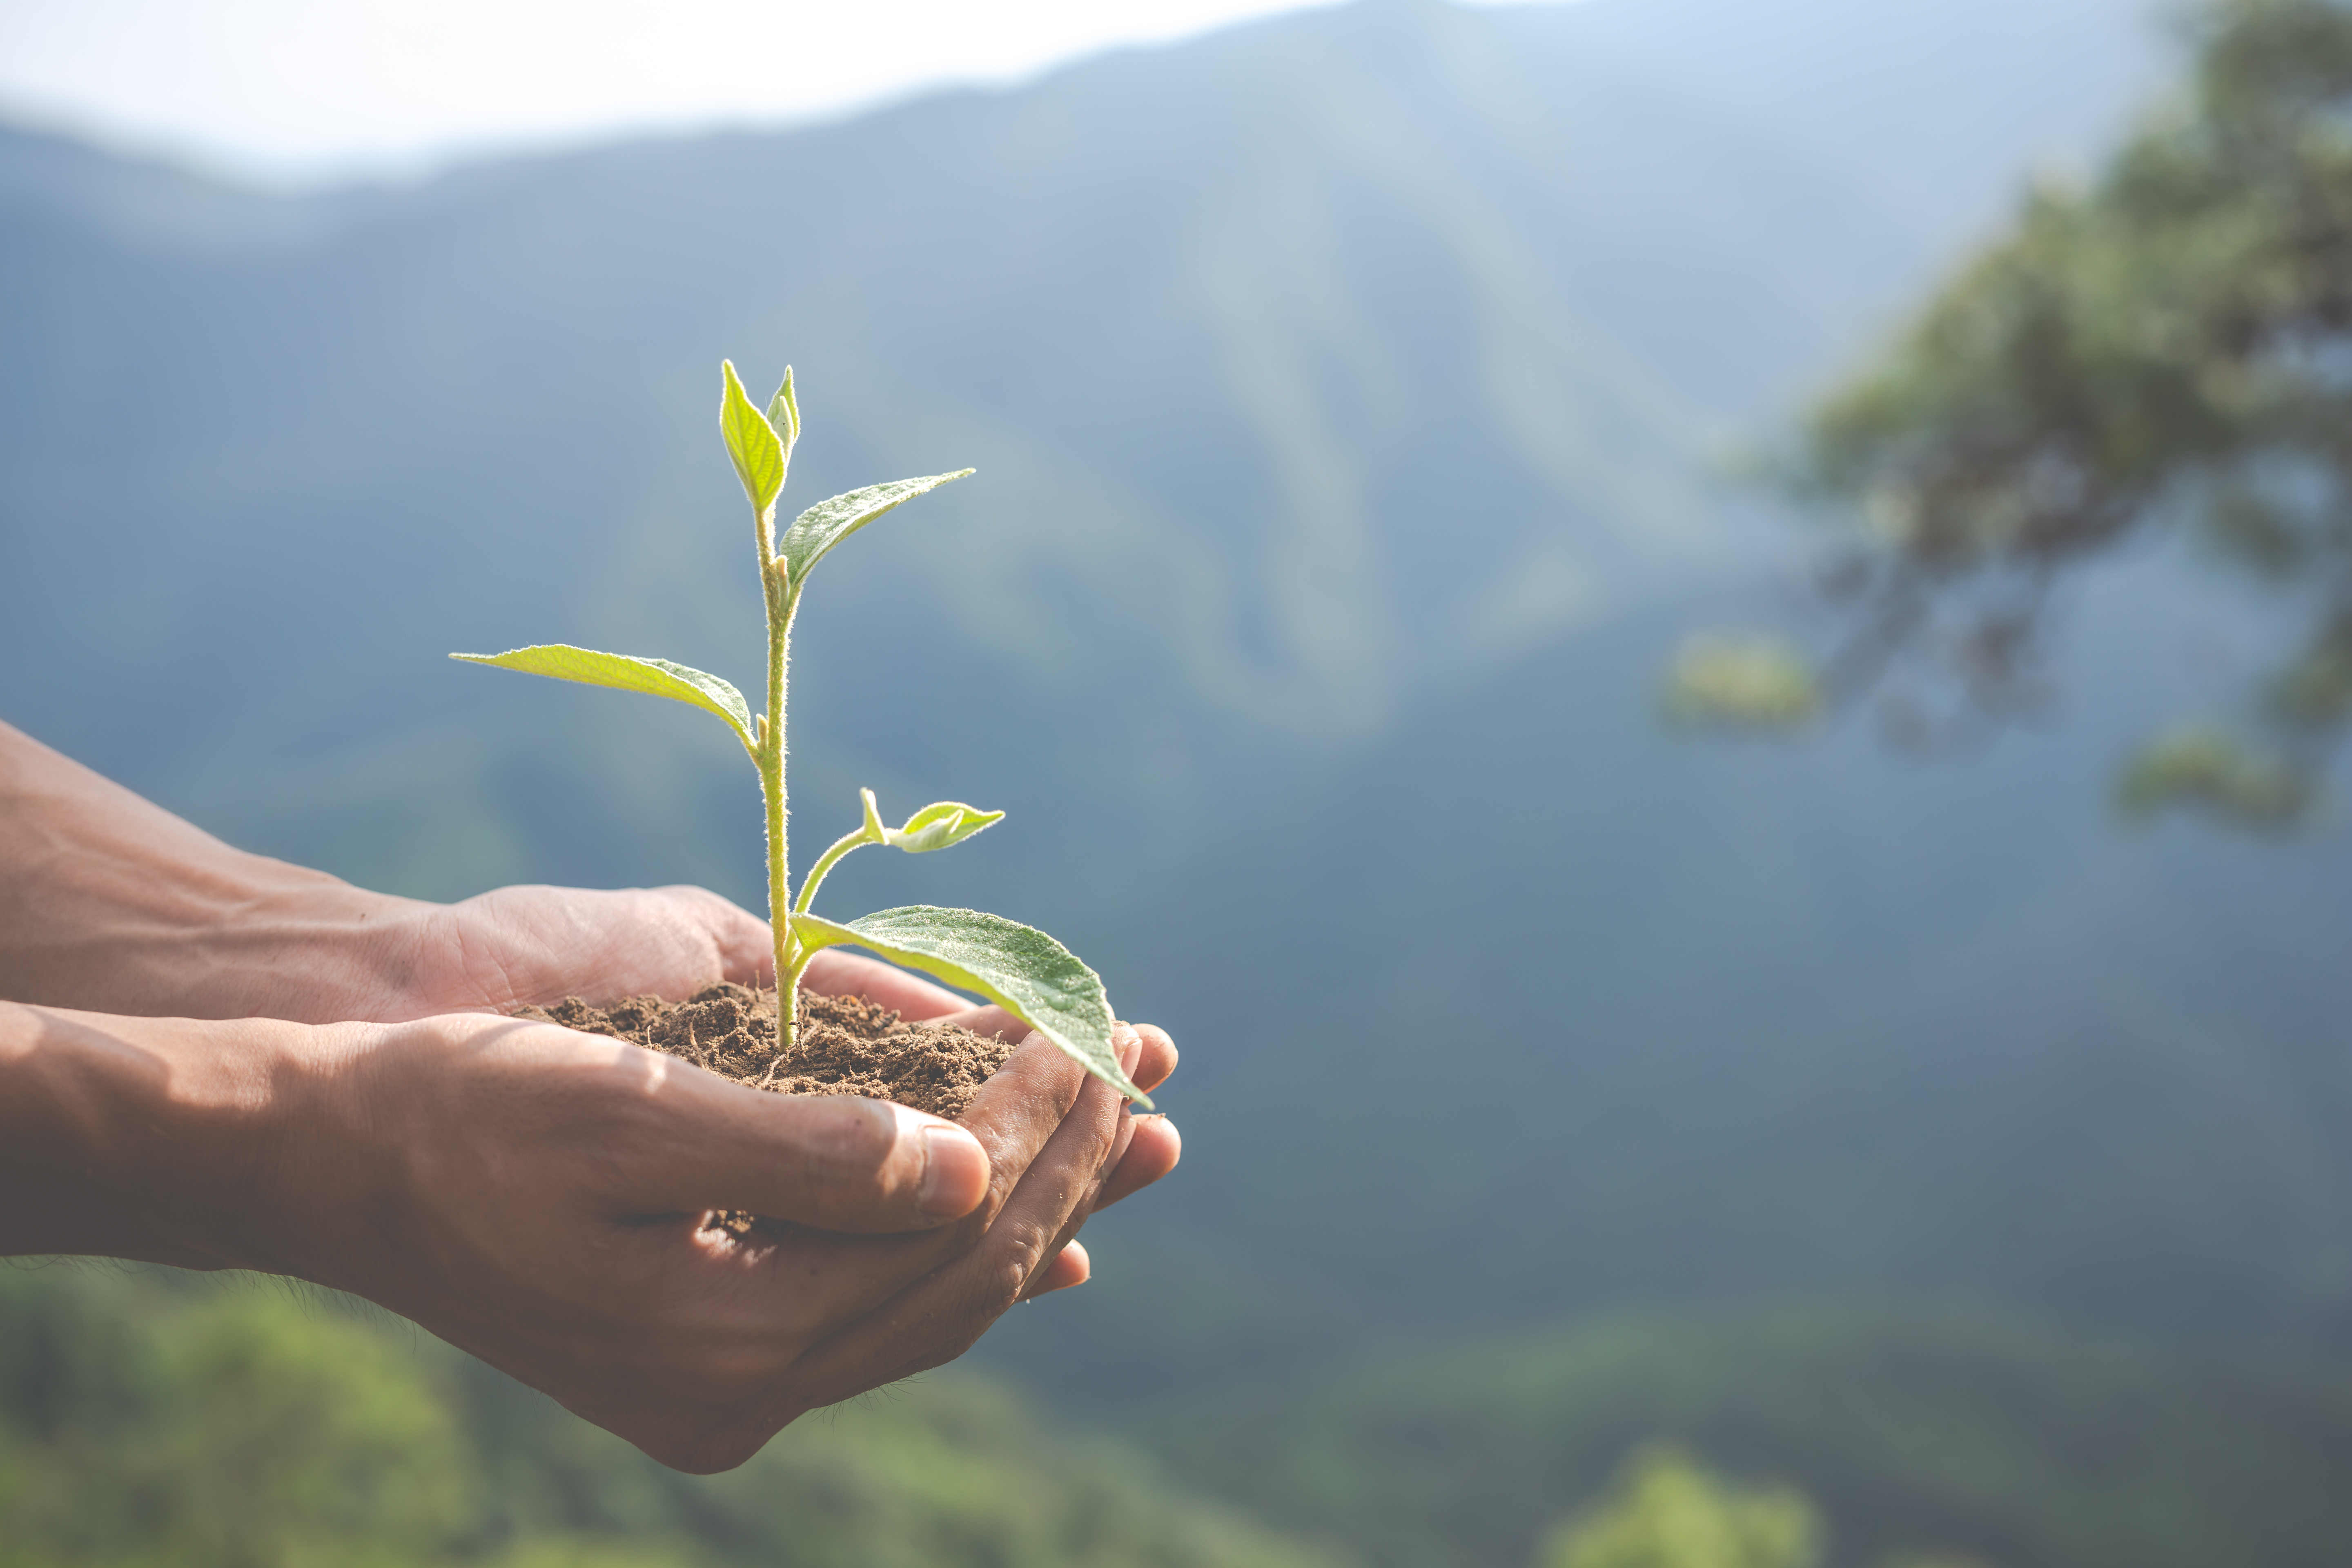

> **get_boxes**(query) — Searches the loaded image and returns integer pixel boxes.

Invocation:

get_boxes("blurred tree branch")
[1769,0,2352,826]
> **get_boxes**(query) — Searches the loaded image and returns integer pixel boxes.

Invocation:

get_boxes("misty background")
[6,0,2352,1564]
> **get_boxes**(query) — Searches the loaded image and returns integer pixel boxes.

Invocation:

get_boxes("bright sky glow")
[0,0,1539,184]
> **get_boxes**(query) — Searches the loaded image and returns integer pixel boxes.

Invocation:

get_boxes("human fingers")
[700,1027,1113,1357]
[630,1062,992,1232]
[1016,1090,1138,1287]
[825,1030,1140,1386]
[798,949,970,1018]
[908,1013,1173,1087]
[1092,1114,1181,1212]
[1125,1022,1176,1094]
[1025,1240,1090,1297]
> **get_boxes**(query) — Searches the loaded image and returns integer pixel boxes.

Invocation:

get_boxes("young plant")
[451,361,1147,1105]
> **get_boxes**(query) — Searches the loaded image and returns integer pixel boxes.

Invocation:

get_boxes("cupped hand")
[374,883,774,1021]
[383,885,1018,1023]
[287,1008,1178,1472]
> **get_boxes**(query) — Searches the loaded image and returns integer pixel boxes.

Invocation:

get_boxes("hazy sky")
[0,0,1552,183]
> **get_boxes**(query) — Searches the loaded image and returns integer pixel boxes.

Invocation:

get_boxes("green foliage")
[791,906,1129,1097]
[0,1265,1344,1568]
[448,647,756,756]
[454,363,1141,1103]
[718,359,788,528]
[0,1270,473,1567]
[2114,724,2318,826]
[1535,1448,1820,1568]
[1139,1306,2352,1568]
[1789,0,2352,813]
[779,473,975,588]
[1661,638,1822,733]
[869,793,1004,854]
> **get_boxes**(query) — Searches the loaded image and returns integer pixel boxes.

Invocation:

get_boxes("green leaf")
[778,471,974,586]
[719,359,786,519]
[790,906,1146,1106]
[450,645,755,752]
[860,787,1003,853]
[886,799,1005,852]
[764,366,800,447]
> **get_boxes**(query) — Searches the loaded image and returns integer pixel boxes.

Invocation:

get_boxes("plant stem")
[795,825,870,917]
[763,556,799,1055]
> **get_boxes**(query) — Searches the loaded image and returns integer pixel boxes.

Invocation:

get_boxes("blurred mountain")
[1004,567,2352,1408]
[9,0,2338,1422]
[0,0,2165,886]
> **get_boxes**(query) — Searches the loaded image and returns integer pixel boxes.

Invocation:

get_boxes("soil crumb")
[515,984,1013,1120]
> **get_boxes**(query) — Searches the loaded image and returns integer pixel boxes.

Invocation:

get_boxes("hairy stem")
[794,824,872,917]
[763,558,798,1054]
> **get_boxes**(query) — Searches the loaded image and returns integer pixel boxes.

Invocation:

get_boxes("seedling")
[452,361,1147,1105]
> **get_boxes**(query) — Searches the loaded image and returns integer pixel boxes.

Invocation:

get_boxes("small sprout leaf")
[450,644,755,753]
[779,471,974,585]
[860,786,888,842]
[885,800,1004,852]
[789,906,1147,1106]
[719,360,787,521]
[765,366,800,447]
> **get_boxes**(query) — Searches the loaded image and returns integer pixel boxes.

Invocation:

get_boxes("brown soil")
[514,983,1014,1120]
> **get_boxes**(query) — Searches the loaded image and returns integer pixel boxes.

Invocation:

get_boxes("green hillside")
[1140,1305,2352,1568]
[0,0,2147,892]
[0,1265,1345,1568]
[16,1267,2352,1568]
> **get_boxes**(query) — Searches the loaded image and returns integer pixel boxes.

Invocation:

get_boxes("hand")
[0,1000,1180,1472]
[390,886,988,1022]
[794,957,1184,1290]
[326,1013,1174,1470]
[1,716,1034,1028]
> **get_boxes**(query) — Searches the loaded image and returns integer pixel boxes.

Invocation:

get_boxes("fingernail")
[915,1121,989,1219]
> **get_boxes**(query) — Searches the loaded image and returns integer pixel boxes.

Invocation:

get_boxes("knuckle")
[975,1254,1033,1321]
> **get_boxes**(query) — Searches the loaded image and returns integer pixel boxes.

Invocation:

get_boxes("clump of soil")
[516,983,1013,1120]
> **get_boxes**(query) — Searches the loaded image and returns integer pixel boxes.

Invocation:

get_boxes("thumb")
[645,1080,991,1232]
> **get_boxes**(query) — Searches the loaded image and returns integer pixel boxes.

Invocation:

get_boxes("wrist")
[0,720,434,1022]
[0,1002,375,1274]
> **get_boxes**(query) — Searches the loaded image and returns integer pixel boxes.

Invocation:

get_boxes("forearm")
[0,1000,362,1271]
[0,719,428,1020]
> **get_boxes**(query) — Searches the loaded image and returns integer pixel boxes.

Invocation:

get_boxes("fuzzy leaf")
[789,905,1145,1105]
[764,366,800,447]
[886,800,1004,852]
[450,645,755,752]
[719,360,786,519]
[779,471,973,586]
